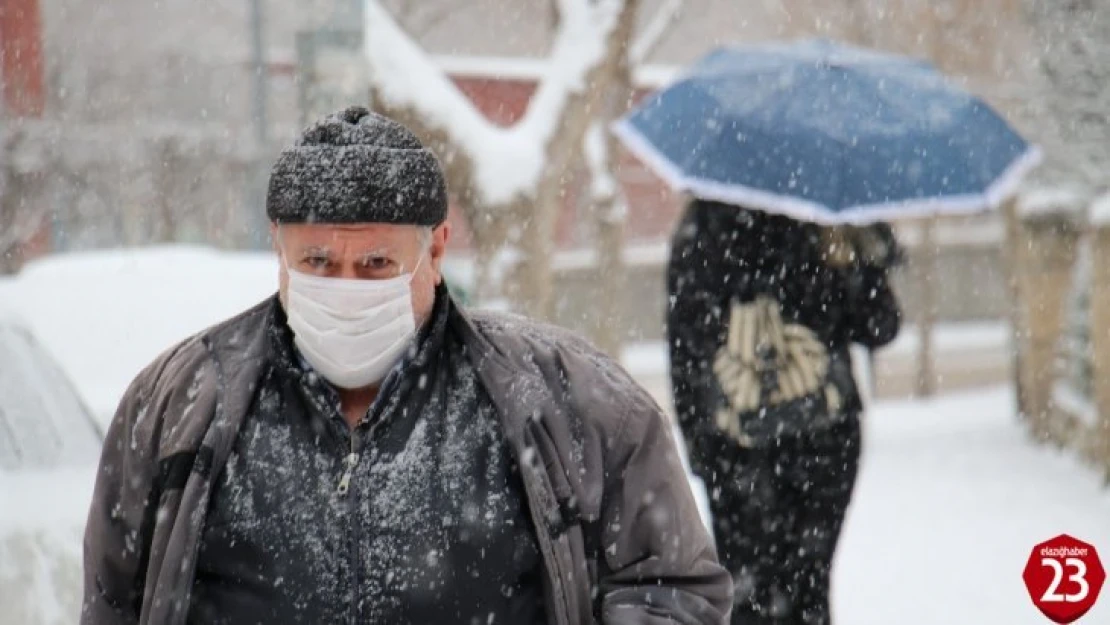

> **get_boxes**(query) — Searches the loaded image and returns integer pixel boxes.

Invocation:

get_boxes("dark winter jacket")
[667,201,902,476]
[82,290,732,625]
[187,293,547,624]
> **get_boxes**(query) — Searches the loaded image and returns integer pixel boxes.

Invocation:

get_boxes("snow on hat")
[266,106,448,226]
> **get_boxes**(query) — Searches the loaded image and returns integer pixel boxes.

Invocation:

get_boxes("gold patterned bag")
[712,296,843,446]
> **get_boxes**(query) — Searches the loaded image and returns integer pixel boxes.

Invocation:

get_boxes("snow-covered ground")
[5,388,1106,624]
[1,247,1108,623]
[834,387,1110,624]
[0,468,93,625]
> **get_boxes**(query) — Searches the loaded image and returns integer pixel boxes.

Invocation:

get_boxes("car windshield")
[0,323,102,471]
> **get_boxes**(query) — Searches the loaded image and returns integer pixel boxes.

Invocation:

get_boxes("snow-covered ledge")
[432,55,681,90]
[1015,186,1086,223]
[1088,192,1110,228]
[584,123,623,216]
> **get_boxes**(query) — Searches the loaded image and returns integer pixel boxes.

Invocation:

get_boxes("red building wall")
[0,0,53,268]
[0,0,46,116]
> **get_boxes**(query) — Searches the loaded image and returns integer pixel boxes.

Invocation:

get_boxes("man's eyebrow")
[355,246,397,259]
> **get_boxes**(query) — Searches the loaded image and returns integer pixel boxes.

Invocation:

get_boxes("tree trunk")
[1001,198,1029,419]
[591,195,627,357]
[506,0,640,322]
[915,216,938,397]
[511,189,560,320]
[468,206,510,306]
[580,121,628,356]
[152,138,179,243]
[583,65,634,357]
[471,238,498,305]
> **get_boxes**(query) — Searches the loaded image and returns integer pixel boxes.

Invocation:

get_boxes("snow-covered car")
[0,310,103,625]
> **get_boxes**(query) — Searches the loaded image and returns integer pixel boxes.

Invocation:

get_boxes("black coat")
[187,294,547,625]
[83,286,732,625]
[667,201,902,475]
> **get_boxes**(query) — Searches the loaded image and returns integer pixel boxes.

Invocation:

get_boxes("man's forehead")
[280,223,418,249]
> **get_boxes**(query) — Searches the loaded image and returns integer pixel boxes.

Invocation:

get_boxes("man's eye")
[364,257,392,270]
[305,257,329,268]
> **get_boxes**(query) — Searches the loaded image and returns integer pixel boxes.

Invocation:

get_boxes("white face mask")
[283,256,423,390]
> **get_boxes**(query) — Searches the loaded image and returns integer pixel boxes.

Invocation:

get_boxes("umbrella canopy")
[612,39,1041,224]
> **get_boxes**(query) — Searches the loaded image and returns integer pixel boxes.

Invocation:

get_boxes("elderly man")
[82,106,731,625]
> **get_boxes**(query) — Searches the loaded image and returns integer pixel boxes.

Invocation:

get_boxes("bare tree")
[1021,0,1110,193]
[362,0,639,320]
[580,0,683,356]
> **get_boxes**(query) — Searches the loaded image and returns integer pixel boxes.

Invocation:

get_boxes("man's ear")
[270,223,281,254]
[430,223,451,284]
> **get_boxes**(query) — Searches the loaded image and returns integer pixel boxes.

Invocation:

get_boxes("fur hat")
[266,106,448,226]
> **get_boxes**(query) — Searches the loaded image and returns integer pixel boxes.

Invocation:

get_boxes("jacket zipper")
[336,430,360,496]
[336,415,386,625]
[336,418,386,497]
[342,425,362,625]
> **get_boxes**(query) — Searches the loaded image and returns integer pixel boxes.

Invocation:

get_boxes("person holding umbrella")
[668,201,901,624]
[613,39,1041,624]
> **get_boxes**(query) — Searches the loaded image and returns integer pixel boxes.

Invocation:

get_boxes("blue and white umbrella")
[612,39,1041,225]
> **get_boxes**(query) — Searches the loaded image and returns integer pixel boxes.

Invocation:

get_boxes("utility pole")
[249,0,269,148]
[246,0,270,249]
[915,217,938,397]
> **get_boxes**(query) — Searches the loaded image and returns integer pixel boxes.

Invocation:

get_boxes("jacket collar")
[196,293,560,462]
[447,306,549,439]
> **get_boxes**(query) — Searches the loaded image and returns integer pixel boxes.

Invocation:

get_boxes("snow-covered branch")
[629,0,683,64]
[362,2,497,158]
[517,0,624,149]
[584,123,616,201]
[363,0,626,207]
[582,0,681,224]
[584,122,628,223]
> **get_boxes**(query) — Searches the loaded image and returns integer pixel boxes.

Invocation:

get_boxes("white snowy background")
[2,0,1108,622]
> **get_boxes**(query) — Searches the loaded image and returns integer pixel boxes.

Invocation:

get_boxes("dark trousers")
[706,417,861,625]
